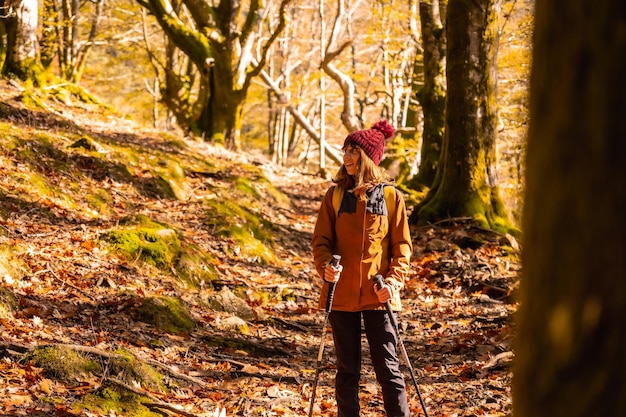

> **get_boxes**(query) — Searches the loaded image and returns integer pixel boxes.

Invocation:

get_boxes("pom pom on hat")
[343,119,395,165]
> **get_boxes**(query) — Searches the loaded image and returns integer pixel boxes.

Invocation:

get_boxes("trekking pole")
[308,254,341,417]
[373,274,429,417]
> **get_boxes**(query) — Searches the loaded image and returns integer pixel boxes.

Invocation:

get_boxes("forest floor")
[0,79,519,417]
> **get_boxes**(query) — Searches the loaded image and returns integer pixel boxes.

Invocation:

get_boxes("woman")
[312,120,413,417]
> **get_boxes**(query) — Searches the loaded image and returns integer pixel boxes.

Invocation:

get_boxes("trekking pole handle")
[373,274,399,326]
[325,255,341,313]
[373,274,390,301]
[373,274,385,290]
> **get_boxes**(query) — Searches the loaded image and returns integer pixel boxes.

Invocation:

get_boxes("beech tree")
[514,1,626,416]
[136,0,293,150]
[413,0,446,188]
[256,0,420,170]
[40,0,104,83]
[410,0,512,231]
[0,0,40,80]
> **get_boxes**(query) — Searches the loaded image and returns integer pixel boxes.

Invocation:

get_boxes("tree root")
[108,377,200,417]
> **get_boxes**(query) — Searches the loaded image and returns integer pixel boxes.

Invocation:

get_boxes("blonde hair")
[333,146,393,200]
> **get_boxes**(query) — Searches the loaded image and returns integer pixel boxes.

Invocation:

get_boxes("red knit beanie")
[343,120,395,165]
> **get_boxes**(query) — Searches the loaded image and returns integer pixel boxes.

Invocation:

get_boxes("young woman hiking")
[312,120,413,417]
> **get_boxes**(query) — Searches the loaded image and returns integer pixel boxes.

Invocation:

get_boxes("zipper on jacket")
[359,201,367,292]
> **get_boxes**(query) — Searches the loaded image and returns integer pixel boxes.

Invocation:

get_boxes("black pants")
[329,310,410,417]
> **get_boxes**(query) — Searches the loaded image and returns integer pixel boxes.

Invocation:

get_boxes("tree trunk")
[413,0,446,188]
[137,0,293,150]
[60,0,74,78]
[71,0,103,84]
[259,68,343,165]
[21,0,100,82]
[320,0,361,133]
[40,0,57,69]
[205,61,246,150]
[513,1,626,416]
[1,0,39,79]
[411,0,511,232]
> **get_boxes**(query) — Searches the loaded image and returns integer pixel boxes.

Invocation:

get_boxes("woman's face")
[343,145,361,175]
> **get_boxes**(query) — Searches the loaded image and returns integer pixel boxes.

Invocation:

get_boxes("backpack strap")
[331,186,345,216]
[332,185,396,217]
[383,185,397,218]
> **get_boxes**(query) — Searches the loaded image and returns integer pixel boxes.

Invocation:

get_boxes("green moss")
[279,288,297,302]
[108,146,141,168]
[158,159,185,181]
[249,290,272,306]
[110,349,166,391]
[225,318,250,335]
[202,334,256,350]
[415,177,517,235]
[164,136,188,150]
[131,213,169,229]
[77,385,161,417]
[235,175,289,207]
[21,89,47,109]
[380,135,422,186]
[235,176,258,196]
[29,346,102,382]
[0,245,31,285]
[85,188,114,215]
[22,171,55,197]
[140,175,179,199]
[70,136,104,152]
[154,159,187,199]
[25,64,55,89]
[135,296,196,335]
[65,83,106,106]
[104,215,221,286]
[118,153,182,200]
[175,245,219,288]
[231,286,248,299]
[228,227,276,264]
[212,132,225,146]
[204,198,276,263]
[10,137,77,206]
[102,222,181,270]
[0,287,18,319]
[66,132,189,202]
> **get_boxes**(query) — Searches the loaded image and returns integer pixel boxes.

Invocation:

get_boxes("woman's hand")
[374,281,393,303]
[323,262,343,283]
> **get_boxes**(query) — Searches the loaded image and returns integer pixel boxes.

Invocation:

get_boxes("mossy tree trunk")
[403,0,422,150]
[1,0,40,80]
[513,1,626,416]
[410,0,511,232]
[38,0,102,83]
[136,0,293,150]
[413,0,446,189]
[39,0,57,69]
[67,0,104,84]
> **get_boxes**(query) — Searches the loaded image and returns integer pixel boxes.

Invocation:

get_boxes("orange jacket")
[312,185,412,312]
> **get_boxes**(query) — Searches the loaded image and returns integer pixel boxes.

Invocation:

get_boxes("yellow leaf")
[40,378,53,395]
[4,393,32,408]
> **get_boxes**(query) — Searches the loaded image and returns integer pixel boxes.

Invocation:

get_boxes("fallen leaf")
[3,393,32,408]
[40,378,53,394]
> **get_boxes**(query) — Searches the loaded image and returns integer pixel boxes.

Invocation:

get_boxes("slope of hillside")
[0,80,519,417]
